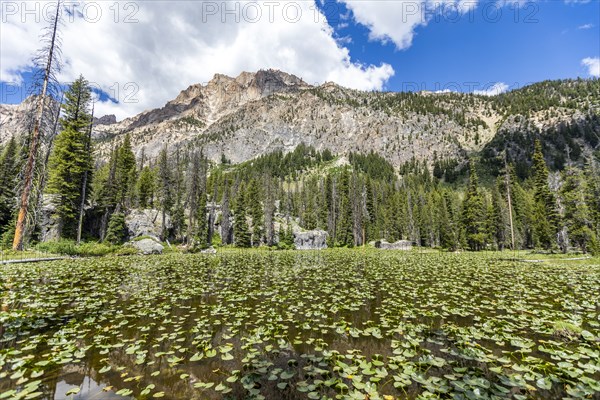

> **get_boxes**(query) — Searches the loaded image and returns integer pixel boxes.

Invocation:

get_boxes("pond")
[1,251,599,399]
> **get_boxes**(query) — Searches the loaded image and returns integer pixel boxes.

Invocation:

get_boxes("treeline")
[1,79,599,254]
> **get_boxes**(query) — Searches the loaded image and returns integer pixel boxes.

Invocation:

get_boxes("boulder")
[201,246,217,254]
[375,240,413,251]
[131,238,164,255]
[125,209,171,240]
[39,194,60,242]
[294,230,328,250]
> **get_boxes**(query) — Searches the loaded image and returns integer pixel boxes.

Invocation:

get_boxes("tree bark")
[13,2,61,250]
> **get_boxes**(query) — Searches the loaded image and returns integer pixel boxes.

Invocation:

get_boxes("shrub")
[35,240,125,257]
[36,240,78,256]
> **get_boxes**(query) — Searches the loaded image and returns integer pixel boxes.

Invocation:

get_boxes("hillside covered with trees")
[1,74,599,255]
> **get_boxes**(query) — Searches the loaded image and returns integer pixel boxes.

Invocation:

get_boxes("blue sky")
[321,0,599,92]
[1,0,599,118]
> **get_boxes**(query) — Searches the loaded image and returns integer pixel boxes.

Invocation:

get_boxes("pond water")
[1,251,599,399]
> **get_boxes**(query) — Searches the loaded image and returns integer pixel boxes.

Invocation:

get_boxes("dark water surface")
[1,251,599,399]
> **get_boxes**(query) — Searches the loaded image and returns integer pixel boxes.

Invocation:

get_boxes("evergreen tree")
[462,161,487,251]
[137,166,155,208]
[104,212,126,244]
[45,76,93,238]
[490,183,508,250]
[0,137,20,235]
[116,134,137,208]
[157,146,173,240]
[234,183,251,247]
[95,147,119,240]
[245,179,263,246]
[336,169,353,247]
[532,140,560,249]
[195,189,208,249]
[561,167,595,253]
[439,191,459,250]
[221,182,233,245]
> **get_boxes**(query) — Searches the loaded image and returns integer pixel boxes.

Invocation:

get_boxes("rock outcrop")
[93,114,117,125]
[125,209,171,241]
[375,240,413,251]
[39,195,60,242]
[294,230,328,250]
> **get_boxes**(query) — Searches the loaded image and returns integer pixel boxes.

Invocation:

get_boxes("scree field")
[1,251,599,400]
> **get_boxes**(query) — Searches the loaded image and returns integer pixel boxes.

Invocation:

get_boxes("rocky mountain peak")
[93,114,117,125]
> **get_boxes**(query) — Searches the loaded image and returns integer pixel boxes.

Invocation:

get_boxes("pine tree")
[195,190,208,249]
[0,138,20,236]
[263,175,276,246]
[490,183,508,250]
[220,182,233,245]
[234,183,251,248]
[561,167,595,253]
[336,169,353,247]
[45,76,93,238]
[462,161,487,251]
[104,212,126,244]
[116,134,137,208]
[137,166,155,208]
[532,140,559,250]
[245,179,263,246]
[583,156,600,254]
[439,191,459,250]
[157,146,173,240]
[95,147,119,240]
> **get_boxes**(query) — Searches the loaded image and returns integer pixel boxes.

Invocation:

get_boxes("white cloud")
[582,57,600,77]
[339,0,479,50]
[578,23,594,29]
[0,0,394,120]
[434,89,456,94]
[473,82,509,96]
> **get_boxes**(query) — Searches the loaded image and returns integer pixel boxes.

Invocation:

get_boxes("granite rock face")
[39,195,60,242]
[125,209,171,240]
[375,240,413,251]
[294,230,328,250]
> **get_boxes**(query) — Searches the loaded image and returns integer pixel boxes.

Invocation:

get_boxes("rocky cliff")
[2,71,598,169]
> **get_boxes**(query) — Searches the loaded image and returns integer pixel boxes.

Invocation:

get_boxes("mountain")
[2,70,599,170]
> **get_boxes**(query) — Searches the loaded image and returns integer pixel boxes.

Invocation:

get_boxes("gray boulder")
[375,240,413,251]
[201,246,217,254]
[131,238,164,255]
[294,230,328,250]
[39,194,60,242]
[125,209,171,240]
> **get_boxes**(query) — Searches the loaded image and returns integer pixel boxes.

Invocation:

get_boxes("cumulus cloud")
[577,23,594,29]
[473,82,509,96]
[582,57,600,77]
[340,0,479,50]
[0,0,394,119]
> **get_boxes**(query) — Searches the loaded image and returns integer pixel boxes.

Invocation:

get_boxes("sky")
[0,0,599,120]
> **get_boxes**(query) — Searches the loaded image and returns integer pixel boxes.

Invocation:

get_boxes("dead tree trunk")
[13,1,61,250]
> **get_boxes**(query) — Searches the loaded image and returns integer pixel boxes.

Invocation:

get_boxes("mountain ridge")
[1,70,598,171]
